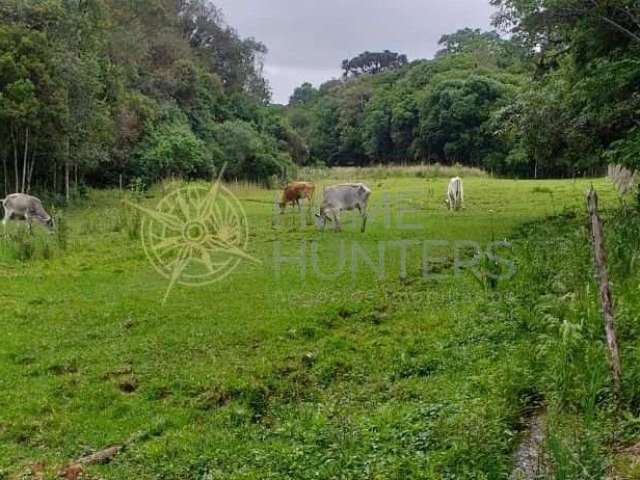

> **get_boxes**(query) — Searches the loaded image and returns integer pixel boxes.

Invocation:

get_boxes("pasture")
[0,172,622,479]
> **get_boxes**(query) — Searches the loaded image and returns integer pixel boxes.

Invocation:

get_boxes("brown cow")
[279,181,315,213]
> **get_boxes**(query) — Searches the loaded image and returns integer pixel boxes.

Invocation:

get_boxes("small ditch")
[510,408,550,480]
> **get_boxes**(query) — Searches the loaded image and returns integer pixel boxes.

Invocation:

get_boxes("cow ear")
[314,213,321,218]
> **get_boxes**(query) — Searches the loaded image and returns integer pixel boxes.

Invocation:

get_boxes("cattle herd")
[0,177,465,234]
[280,176,464,233]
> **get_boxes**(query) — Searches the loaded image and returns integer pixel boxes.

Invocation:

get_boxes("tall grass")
[0,225,55,262]
[503,208,639,477]
[297,163,488,182]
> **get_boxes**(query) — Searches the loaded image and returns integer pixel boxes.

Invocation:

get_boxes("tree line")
[286,1,640,178]
[0,0,305,201]
[1,0,638,197]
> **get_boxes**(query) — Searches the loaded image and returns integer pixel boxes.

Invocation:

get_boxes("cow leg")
[333,211,341,232]
[2,209,9,235]
[361,208,368,233]
[355,204,367,232]
[319,213,327,231]
[25,213,33,235]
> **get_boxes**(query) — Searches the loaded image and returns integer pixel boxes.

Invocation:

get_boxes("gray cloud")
[215,0,496,104]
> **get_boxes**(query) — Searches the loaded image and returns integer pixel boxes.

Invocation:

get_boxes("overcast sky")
[215,0,497,104]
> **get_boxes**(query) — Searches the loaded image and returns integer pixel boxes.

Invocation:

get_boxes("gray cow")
[2,193,54,233]
[315,183,372,232]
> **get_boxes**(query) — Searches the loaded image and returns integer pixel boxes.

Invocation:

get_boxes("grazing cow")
[1,193,54,233]
[315,183,372,232]
[446,177,464,210]
[279,181,315,212]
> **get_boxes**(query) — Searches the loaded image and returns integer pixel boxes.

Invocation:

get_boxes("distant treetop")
[341,50,409,78]
[436,28,503,57]
[289,82,319,106]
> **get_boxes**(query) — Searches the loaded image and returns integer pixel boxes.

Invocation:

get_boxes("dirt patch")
[118,375,138,393]
[196,386,234,410]
[100,366,137,393]
[48,364,78,376]
[101,366,133,380]
[608,442,640,479]
[10,462,45,480]
[57,463,85,480]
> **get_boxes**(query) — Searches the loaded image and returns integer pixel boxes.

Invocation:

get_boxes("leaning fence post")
[586,187,622,404]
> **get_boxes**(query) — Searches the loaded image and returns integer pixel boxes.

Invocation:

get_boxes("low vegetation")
[3,171,637,479]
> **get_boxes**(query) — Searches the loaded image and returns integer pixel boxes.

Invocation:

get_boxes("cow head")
[314,208,332,229]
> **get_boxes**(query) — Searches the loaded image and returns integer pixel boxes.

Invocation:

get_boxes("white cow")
[446,177,464,210]
[315,183,372,232]
[2,193,54,233]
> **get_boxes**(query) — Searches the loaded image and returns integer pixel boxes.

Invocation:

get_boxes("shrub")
[212,120,296,184]
[134,111,215,182]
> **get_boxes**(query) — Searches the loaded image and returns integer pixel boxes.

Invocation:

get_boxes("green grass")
[0,175,621,479]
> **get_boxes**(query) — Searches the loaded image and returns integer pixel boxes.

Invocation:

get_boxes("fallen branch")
[57,446,121,478]
[56,424,165,478]
[75,446,122,465]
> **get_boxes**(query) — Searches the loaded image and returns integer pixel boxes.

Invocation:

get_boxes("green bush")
[134,111,215,182]
[212,120,296,184]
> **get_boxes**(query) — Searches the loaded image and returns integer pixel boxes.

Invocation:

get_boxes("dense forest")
[287,2,640,178]
[0,0,304,200]
[1,0,639,198]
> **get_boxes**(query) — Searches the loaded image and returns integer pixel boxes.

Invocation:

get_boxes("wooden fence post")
[586,187,622,403]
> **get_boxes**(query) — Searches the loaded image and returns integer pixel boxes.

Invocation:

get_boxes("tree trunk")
[21,127,29,193]
[2,153,7,197]
[586,187,622,406]
[53,160,57,194]
[11,126,19,193]
[64,138,70,202]
[27,142,36,194]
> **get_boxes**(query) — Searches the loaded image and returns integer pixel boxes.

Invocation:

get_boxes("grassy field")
[0,174,624,479]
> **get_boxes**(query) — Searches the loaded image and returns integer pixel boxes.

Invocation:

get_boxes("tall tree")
[341,50,408,78]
